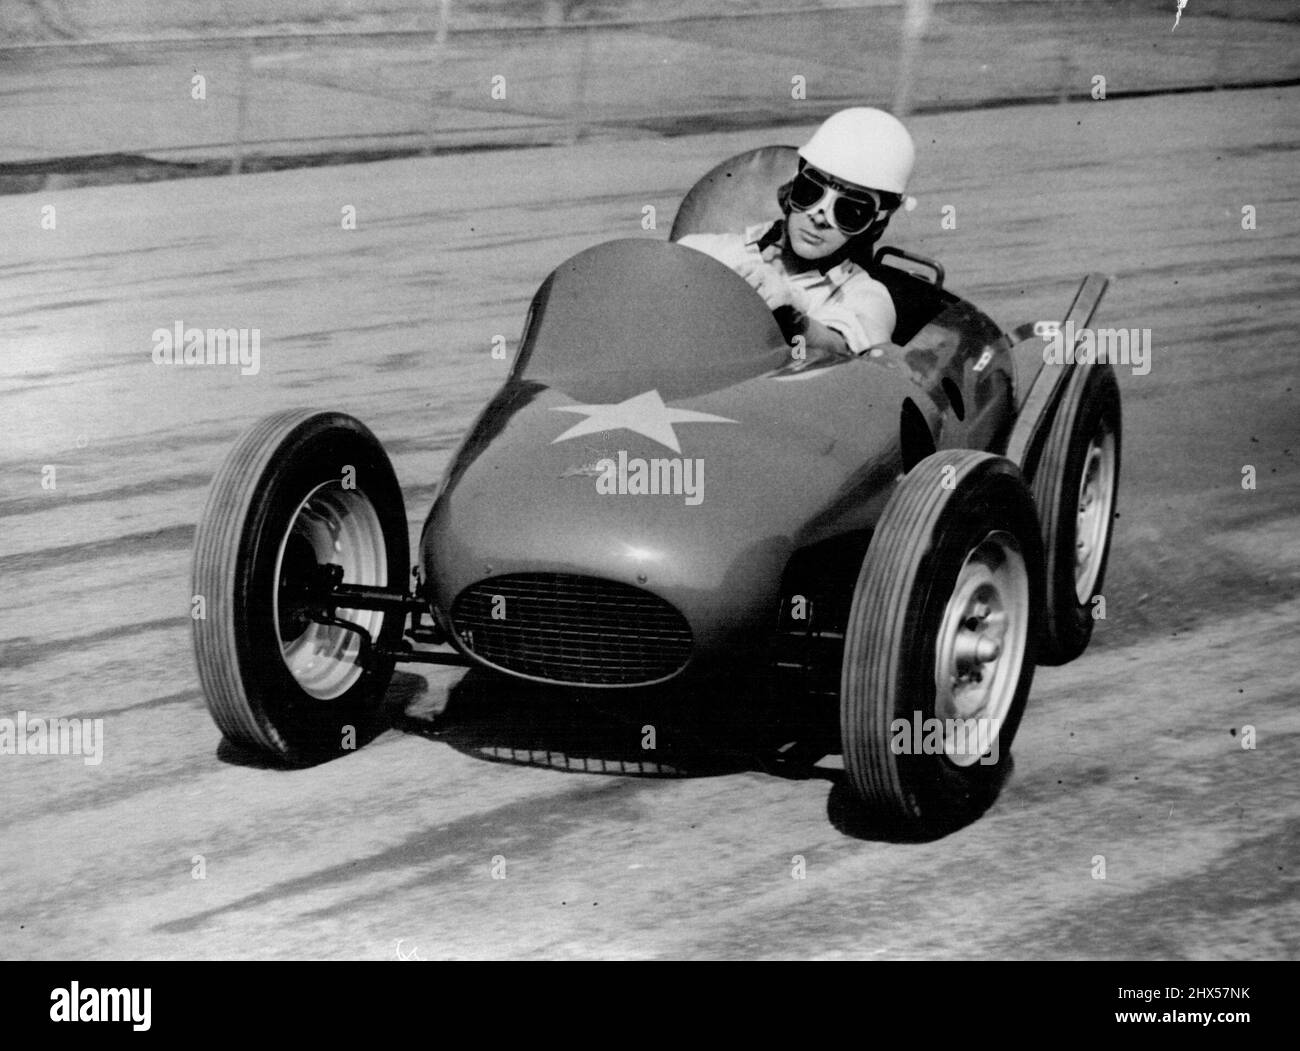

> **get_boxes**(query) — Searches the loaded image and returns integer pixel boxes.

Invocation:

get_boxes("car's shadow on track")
[822,757,1015,842]
[387,669,1003,842]
[215,671,436,770]
[389,668,780,778]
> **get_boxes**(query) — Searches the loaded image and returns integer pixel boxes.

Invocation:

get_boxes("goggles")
[788,166,884,236]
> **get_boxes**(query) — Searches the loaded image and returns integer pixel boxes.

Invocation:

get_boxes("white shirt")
[678,222,896,353]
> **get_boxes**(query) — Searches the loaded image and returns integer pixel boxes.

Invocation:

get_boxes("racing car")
[191,145,1120,832]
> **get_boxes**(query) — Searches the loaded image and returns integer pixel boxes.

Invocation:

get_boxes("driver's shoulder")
[675,230,739,253]
[677,226,766,270]
[830,257,895,302]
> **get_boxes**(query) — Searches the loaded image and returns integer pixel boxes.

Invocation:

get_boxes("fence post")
[437,0,451,46]
[1214,22,1229,90]
[894,0,932,116]
[1057,37,1072,104]
[570,23,593,144]
[232,45,250,175]
[426,2,452,154]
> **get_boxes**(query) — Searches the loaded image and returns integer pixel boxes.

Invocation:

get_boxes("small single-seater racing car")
[192,145,1120,833]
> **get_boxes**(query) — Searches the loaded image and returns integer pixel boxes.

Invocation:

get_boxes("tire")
[192,409,408,763]
[1029,363,1121,665]
[840,450,1043,832]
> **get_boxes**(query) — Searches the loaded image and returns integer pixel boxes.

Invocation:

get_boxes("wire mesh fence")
[2,0,1297,190]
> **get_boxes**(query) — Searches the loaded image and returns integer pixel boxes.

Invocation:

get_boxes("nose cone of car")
[420,362,919,665]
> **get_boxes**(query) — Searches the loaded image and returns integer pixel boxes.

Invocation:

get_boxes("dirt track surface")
[1,85,1297,959]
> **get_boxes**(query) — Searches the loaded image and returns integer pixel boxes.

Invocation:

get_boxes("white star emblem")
[549,389,737,454]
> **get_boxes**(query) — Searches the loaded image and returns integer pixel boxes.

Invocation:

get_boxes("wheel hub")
[933,531,1029,767]
[271,482,388,701]
[1074,422,1118,604]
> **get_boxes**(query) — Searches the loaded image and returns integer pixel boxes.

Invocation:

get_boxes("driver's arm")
[774,307,855,362]
[753,261,895,357]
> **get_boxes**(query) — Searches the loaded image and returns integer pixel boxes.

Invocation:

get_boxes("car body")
[420,233,1010,687]
[418,145,1064,692]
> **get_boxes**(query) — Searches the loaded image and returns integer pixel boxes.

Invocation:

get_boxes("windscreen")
[514,239,789,393]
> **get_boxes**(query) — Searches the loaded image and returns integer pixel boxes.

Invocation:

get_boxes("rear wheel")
[192,410,408,763]
[1030,363,1121,665]
[840,451,1043,832]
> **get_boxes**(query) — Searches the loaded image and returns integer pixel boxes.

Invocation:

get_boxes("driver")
[679,107,914,360]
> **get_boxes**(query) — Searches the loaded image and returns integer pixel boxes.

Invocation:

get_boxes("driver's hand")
[736,259,811,315]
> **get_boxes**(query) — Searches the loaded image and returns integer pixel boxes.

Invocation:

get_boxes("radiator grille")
[451,573,692,685]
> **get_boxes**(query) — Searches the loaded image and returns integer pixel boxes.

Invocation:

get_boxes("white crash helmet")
[798,108,915,196]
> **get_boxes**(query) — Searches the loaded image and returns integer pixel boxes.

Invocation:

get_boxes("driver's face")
[787,203,851,260]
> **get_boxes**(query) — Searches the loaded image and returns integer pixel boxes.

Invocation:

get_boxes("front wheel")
[840,450,1044,833]
[191,409,408,763]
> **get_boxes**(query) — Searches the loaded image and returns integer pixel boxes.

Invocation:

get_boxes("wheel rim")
[933,530,1029,768]
[271,482,387,701]
[1074,419,1117,605]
